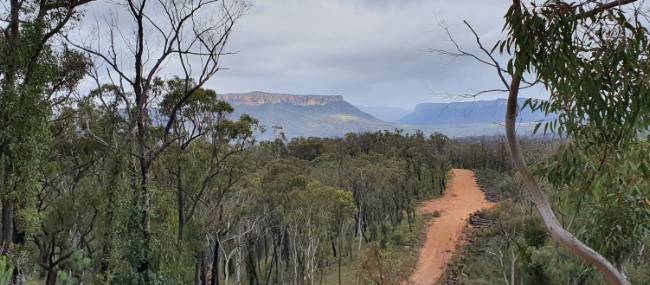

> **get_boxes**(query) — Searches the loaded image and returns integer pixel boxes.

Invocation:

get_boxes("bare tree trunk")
[45,267,58,285]
[195,259,202,285]
[236,235,242,285]
[1,0,20,252]
[177,161,185,241]
[212,239,220,285]
[263,238,277,285]
[505,70,629,285]
[223,248,233,285]
[1,199,13,246]
[338,232,342,285]
[510,247,516,285]
[357,204,363,251]
[101,152,121,283]
[138,159,152,285]
[201,251,208,285]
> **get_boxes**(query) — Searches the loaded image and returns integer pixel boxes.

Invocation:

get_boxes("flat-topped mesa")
[219,91,344,106]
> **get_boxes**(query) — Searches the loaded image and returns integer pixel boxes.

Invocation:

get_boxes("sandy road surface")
[407,169,494,285]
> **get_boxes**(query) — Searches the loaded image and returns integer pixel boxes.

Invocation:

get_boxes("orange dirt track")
[407,169,495,285]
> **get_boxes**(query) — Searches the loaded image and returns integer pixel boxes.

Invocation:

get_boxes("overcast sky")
[81,0,548,109]
[204,0,549,108]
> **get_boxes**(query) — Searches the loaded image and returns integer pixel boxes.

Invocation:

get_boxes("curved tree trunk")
[505,72,629,285]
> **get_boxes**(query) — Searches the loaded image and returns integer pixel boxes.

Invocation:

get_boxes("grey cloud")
[80,0,542,108]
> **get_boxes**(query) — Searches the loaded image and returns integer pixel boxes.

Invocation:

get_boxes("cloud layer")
[206,0,541,108]
[80,0,546,108]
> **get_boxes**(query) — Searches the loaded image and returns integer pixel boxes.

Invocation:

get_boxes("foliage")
[0,256,12,285]
[477,1,650,281]
[446,165,650,285]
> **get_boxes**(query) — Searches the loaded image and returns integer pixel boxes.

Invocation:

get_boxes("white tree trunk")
[292,226,299,285]
[357,204,363,251]
[505,71,629,285]
[235,234,242,285]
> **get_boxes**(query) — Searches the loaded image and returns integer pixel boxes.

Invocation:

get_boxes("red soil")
[407,169,495,285]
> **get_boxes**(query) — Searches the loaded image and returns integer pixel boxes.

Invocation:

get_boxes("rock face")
[219,91,344,106]
[218,92,388,140]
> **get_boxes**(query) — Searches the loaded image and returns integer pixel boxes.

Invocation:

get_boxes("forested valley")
[7,89,455,284]
[1,0,650,285]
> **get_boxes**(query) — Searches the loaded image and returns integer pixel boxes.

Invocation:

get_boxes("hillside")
[219,92,392,139]
[398,98,549,125]
[217,93,552,139]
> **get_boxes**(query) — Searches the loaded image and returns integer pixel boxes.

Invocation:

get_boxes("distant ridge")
[217,92,552,139]
[220,91,344,106]
[219,92,387,139]
[397,98,549,125]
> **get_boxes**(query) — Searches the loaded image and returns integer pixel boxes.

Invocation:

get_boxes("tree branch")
[575,0,639,19]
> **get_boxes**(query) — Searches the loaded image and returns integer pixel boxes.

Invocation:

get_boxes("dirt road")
[407,169,494,285]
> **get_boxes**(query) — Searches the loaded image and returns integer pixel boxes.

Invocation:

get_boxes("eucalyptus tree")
[157,78,258,284]
[30,104,113,285]
[159,78,258,242]
[503,1,649,284]
[70,0,248,282]
[446,0,648,284]
[0,1,94,283]
[282,181,355,284]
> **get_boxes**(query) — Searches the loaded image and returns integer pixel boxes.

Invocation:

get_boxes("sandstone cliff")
[219,91,344,106]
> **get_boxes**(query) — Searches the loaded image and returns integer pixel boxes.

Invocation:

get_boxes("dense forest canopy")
[0,0,648,285]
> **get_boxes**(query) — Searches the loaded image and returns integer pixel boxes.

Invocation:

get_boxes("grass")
[320,176,447,284]
[323,213,433,285]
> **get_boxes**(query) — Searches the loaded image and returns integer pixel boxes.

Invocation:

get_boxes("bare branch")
[575,0,640,19]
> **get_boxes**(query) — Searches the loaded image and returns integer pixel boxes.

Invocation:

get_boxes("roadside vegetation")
[444,140,650,285]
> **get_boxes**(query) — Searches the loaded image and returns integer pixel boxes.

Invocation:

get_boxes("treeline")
[449,136,561,174]
[6,92,453,285]
[449,136,511,172]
